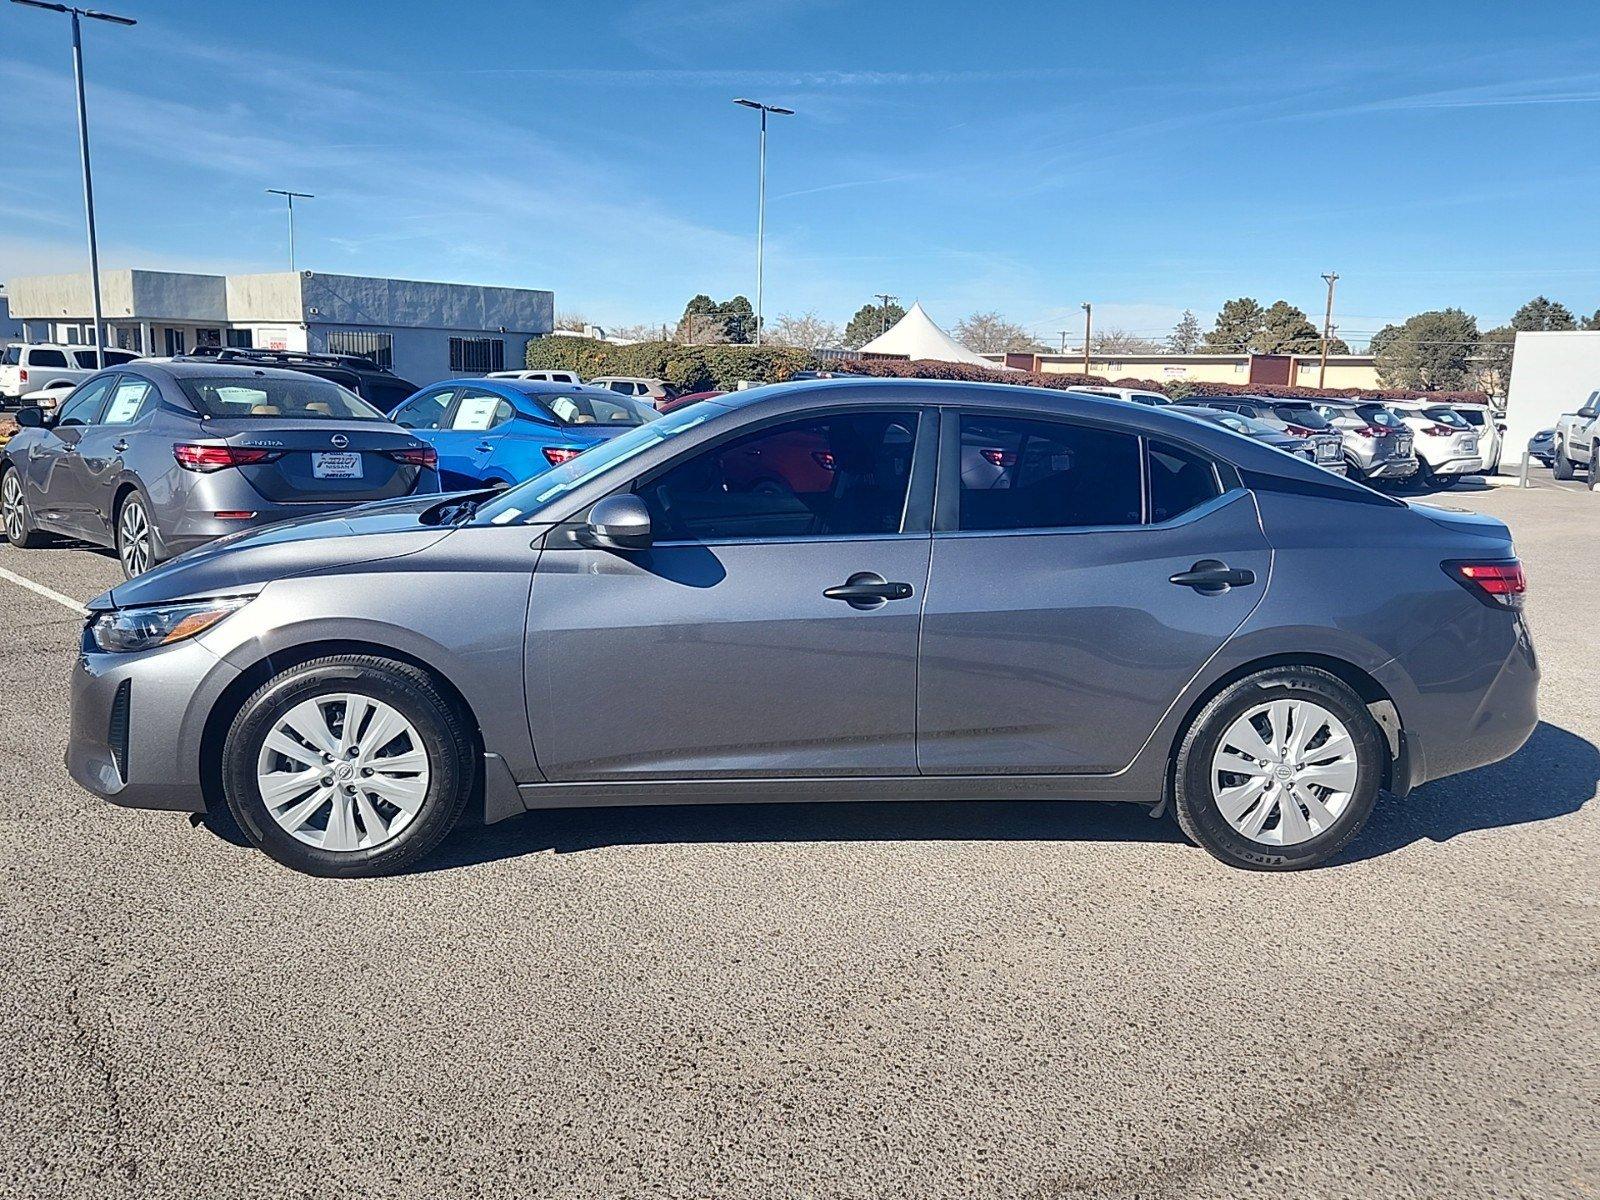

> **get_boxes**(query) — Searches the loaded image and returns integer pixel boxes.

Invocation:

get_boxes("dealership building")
[5,269,554,385]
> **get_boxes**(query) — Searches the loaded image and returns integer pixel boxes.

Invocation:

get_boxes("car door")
[524,406,933,781]
[917,409,1271,776]
[22,374,116,534]
[440,387,516,483]
[67,374,160,540]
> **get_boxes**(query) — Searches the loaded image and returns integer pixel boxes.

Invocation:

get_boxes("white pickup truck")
[0,343,141,408]
[1552,390,1599,481]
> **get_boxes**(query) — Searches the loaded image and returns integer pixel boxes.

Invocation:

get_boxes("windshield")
[1455,408,1487,427]
[178,376,386,421]
[1215,411,1280,436]
[475,403,722,526]
[2,346,18,366]
[541,391,657,427]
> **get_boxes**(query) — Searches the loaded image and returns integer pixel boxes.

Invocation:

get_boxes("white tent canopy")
[857,301,997,367]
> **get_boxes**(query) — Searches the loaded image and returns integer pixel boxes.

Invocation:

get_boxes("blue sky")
[4,0,1598,347]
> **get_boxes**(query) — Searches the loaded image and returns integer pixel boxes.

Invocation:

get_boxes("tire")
[1172,667,1386,871]
[1552,441,1575,480]
[114,490,158,578]
[222,655,476,877]
[0,466,47,548]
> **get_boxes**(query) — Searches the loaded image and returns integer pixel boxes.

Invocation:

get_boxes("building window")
[196,328,222,349]
[449,336,504,373]
[165,328,186,356]
[226,329,254,349]
[328,330,394,369]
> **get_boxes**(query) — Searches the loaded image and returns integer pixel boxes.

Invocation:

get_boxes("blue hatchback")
[388,379,658,490]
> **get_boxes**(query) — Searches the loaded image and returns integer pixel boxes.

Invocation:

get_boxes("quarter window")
[639,411,920,542]
[1147,441,1221,523]
[957,415,1141,531]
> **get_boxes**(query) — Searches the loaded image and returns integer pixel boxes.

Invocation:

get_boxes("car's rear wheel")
[0,467,46,548]
[1172,667,1386,870]
[222,655,475,877]
[115,491,156,577]
[1552,441,1575,480]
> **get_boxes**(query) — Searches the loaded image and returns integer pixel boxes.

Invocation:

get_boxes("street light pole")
[13,1,136,368]
[267,189,314,273]
[734,98,794,347]
[1081,302,1093,377]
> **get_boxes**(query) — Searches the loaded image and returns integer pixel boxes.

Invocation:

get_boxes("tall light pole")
[13,0,136,368]
[267,188,314,273]
[1318,271,1340,389]
[733,98,794,346]
[875,293,898,336]
[1081,302,1093,376]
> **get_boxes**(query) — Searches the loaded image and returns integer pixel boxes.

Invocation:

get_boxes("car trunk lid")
[202,423,429,504]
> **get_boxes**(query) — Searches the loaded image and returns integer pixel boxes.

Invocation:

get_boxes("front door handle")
[1169,559,1255,594]
[112,439,129,453]
[824,571,915,609]
[475,442,494,453]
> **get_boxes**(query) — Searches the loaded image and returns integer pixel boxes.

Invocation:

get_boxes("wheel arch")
[198,638,488,817]
[1165,652,1405,802]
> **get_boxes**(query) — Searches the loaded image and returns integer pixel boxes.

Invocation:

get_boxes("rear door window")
[450,390,515,431]
[29,348,69,369]
[1147,441,1221,523]
[957,415,1142,531]
[102,378,157,425]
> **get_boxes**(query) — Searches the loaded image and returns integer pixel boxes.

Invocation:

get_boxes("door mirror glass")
[15,405,45,428]
[584,493,653,550]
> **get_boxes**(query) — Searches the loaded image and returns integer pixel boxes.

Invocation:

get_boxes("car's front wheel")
[0,467,47,548]
[222,655,475,877]
[1172,667,1386,870]
[1552,440,1575,480]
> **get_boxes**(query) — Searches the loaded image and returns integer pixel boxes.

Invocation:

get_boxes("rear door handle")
[112,439,129,453]
[475,442,494,453]
[1169,559,1255,594]
[824,571,915,609]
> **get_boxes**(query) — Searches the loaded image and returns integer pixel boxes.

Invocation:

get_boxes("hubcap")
[254,693,431,852]
[1210,699,1358,846]
[1,474,24,542]
[118,500,151,575]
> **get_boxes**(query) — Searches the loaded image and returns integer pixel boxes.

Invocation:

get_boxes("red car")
[657,389,726,414]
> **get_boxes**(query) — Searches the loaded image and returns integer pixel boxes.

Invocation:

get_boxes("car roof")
[431,377,619,397]
[118,358,352,385]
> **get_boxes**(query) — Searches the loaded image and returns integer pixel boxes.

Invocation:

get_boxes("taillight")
[1284,423,1315,437]
[811,450,837,470]
[1446,559,1525,609]
[1355,425,1388,437]
[1424,423,1455,436]
[383,446,437,469]
[18,369,27,385]
[542,446,584,466]
[979,448,1017,467]
[173,443,283,472]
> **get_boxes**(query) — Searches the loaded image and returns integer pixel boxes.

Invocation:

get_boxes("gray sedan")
[1,360,440,577]
[66,380,1538,876]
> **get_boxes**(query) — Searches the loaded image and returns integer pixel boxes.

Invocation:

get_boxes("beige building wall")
[1027,353,1379,390]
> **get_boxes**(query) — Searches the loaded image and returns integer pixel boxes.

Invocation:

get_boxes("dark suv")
[177,348,419,415]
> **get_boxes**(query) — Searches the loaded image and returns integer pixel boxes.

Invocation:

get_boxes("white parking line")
[0,565,89,616]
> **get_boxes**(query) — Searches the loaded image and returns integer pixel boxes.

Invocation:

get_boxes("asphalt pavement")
[0,474,1595,1199]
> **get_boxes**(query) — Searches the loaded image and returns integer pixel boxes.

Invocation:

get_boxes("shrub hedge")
[527,338,1490,406]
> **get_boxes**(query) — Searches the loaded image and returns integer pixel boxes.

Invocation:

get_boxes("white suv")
[487,369,583,384]
[0,343,140,406]
[1387,401,1482,487]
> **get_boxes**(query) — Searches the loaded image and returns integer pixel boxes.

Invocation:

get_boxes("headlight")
[89,596,251,653]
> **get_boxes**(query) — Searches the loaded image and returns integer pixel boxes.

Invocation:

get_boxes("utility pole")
[875,293,897,336]
[13,1,137,367]
[1318,272,1340,389]
[1081,302,1092,376]
[734,99,795,346]
[267,189,314,273]
[1058,330,1069,355]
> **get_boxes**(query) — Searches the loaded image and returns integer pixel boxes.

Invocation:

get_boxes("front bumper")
[67,632,240,812]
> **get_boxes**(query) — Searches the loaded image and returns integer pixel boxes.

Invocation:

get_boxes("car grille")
[108,679,131,783]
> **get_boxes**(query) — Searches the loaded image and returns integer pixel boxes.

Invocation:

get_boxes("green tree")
[1256,300,1349,354]
[1580,309,1600,331]
[1374,308,1480,390]
[1510,296,1576,332]
[718,295,756,344]
[953,311,1041,353]
[1167,309,1202,353]
[1475,324,1515,397]
[1367,324,1402,358]
[676,294,757,343]
[843,299,905,349]
[1200,297,1265,352]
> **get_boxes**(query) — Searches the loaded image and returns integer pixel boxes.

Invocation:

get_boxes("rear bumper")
[1364,457,1419,479]
[67,634,238,812]
[1430,457,1483,476]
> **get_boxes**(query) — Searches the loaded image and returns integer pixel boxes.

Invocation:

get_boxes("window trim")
[557,403,935,549]
[934,407,1232,536]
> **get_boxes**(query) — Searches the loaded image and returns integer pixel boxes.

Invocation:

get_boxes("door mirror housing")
[15,405,47,428]
[1578,406,1598,420]
[583,493,652,550]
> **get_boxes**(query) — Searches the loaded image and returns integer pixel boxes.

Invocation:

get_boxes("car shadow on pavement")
[1334,720,1597,865]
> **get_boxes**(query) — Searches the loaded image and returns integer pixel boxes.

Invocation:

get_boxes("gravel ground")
[0,476,1595,1199]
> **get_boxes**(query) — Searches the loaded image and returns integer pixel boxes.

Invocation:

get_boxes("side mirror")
[583,493,652,551]
[15,405,46,428]
[1579,407,1598,420]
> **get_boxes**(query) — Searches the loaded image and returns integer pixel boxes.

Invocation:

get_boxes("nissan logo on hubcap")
[331,434,349,449]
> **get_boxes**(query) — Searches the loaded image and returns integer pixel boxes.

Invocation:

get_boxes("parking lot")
[0,474,1595,1198]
